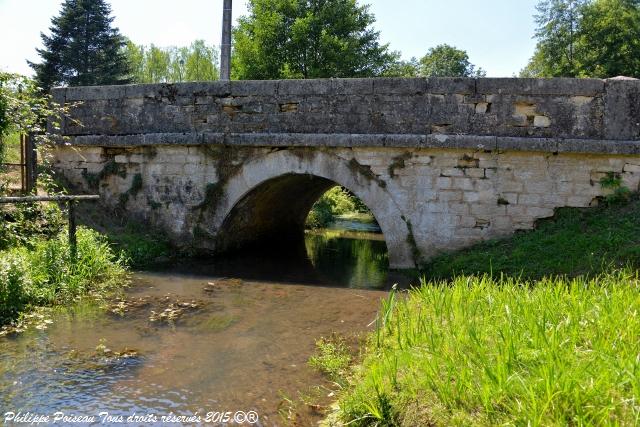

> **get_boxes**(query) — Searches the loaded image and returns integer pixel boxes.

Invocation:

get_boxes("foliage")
[418,44,486,77]
[335,270,640,426]
[576,0,640,78]
[0,132,20,166]
[529,0,587,77]
[523,0,640,78]
[599,171,632,204]
[232,0,397,79]
[306,186,362,228]
[28,0,131,90]
[423,193,640,279]
[107,224,174,269]
[0,203,66,250]
[381,58,420,78]
[308,335,352,383]
[0,72,69,189]
[125,39,220,83]
[0,227,127,324]
[35,0,130,87]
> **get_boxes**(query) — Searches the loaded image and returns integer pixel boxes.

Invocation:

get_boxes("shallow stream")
[0,226,409,426]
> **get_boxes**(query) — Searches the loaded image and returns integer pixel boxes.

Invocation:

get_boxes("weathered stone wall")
[51,78,640,268]
[53,143,640,268]
[52,77,640,143]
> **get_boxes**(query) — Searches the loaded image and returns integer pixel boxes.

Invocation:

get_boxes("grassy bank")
[325,271,640,426]
[423,194,640,279]
[71,201,174,269]
[0,200,128,326]
[317,196,640,426]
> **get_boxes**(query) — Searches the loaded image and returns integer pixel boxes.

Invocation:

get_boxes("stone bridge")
[51,77,640,268]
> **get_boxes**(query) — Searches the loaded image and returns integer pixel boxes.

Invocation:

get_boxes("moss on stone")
[82,159,127,190]
[348,158,387,188]
[388,152,412,178]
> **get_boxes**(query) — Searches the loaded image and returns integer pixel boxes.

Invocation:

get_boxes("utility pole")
[220,0,232,80]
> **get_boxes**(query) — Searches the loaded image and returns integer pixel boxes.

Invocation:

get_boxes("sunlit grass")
[0,227,128,324]
[0,131,21,165]
[334,271,640,426]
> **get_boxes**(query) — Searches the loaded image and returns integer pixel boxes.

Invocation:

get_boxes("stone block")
[278,79,332,95]
[518,194,542,206]
[332,78,374,95]
[476,78,604,96]
[438,190,463,202]
[624,163,640,173]
[604,78,640,140]
[426,77,476,94]
[373,78,427,95]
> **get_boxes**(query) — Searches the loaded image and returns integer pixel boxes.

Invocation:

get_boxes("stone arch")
[201,149,415,269]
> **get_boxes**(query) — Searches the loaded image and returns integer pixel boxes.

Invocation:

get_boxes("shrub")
[0,227,127,323]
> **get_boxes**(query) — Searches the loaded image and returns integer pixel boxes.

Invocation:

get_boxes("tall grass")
[0,227,127,324]
[336,271,640,426]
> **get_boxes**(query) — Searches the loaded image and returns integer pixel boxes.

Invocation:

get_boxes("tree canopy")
[522,0,640,77]
[418,44,486,77]
[125,40,220,83]
[28,0,131,90]
[231,0,397,79]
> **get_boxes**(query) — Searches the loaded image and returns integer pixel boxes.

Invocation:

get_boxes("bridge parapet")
[52,78,640,152]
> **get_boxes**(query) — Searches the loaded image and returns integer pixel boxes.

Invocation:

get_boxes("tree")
[184,40,220,81]
[28,0,131,90]
[382,57,420,77]
[0,72,69,189]
[124,40,220,83]
[418,44,486,77]
[145,45,172,83]
[527,0,587,77]
[522,0,640,78]
[232,0,397,79]
[577,0,640,78]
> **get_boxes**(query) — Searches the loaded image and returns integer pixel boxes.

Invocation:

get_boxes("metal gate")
[0,134,37,194]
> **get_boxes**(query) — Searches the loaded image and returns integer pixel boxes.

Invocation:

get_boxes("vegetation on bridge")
[423,194,640,280]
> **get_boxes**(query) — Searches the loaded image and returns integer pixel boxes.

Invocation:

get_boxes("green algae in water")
[188,314,237,333]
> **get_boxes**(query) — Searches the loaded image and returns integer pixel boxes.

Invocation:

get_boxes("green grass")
[0,226,127,324]
[0,131,20,165]
[423,195,640,279]
[72,202,174,269]
[309,335,353,384]
[332,271,640,426]
[320,196,640,426]
[107,224,174,269]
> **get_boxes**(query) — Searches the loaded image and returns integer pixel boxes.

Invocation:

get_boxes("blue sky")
[0,0,539,77]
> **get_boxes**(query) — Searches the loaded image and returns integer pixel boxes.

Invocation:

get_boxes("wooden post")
[220,0,232,81]
[0,195,99,260]
[20,134,26,193]
[24,134,37,194]
[67,200,78,261]
[68,200,77,260]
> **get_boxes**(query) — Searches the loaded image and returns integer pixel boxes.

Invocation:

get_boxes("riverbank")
[326,270,639,426]
[0,217,128,330]
[422,194,640,279]
[320,195,640,426]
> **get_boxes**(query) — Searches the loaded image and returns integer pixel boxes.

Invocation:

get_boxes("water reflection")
[169,226,393,289]
[305,229,388,289]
